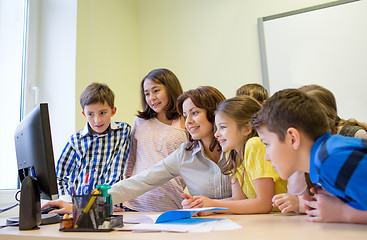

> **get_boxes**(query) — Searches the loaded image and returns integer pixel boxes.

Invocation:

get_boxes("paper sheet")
[117,218,242,233]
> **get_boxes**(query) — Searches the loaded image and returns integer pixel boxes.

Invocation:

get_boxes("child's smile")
[215,112,247,153]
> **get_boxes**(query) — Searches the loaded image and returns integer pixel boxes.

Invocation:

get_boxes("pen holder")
[59,193,123,232]
[72,193,104,228]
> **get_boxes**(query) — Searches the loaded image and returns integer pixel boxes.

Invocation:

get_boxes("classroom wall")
[29,0,77,163]
[0,0,77,193]
[75,0,140,129]
[75,0,336,129]
[0,0,339,194]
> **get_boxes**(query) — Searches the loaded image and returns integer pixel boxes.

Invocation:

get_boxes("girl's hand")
[181,193,203,209]
[41,200,73,214]
[196,197,216,216]
[197,211,213,216]
[272,193,299,213]
[199,196,213,207]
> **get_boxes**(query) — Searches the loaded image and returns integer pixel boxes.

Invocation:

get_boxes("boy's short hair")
[80,82,115,110]
[252,88,329,142]
[236,83,269,104]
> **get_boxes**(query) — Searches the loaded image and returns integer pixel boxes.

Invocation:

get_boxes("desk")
[1,212,367,240]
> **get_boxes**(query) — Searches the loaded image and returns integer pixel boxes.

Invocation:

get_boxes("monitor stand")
[6,176,61,229]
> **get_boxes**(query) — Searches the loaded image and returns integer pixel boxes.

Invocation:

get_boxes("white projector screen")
[258,0,367,122]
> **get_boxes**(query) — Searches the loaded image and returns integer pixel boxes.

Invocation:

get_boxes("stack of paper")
[117,207,242,233]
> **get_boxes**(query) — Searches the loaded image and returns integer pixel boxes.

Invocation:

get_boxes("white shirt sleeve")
[109,145,184,205]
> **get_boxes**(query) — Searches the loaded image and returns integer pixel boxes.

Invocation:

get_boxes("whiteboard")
[258,0,367,121]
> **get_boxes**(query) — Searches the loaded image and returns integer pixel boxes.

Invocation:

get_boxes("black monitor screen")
[14,103,58,200]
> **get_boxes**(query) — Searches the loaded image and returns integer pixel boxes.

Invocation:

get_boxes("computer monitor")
[12,103,59,230]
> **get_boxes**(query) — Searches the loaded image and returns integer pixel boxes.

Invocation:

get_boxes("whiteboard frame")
[257,0,360,93]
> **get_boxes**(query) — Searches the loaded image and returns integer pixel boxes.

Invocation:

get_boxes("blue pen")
[87,177,95,194]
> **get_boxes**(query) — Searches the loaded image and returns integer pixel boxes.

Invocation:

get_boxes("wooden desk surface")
[1,212,367,240]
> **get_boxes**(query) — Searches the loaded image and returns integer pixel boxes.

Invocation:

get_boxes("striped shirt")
[56,121,131,199]
[310,132,367,210]
[123,117,188,211]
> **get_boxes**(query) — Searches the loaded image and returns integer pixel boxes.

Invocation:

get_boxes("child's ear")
[287,127,301,150]
[111,107,117,116]
[242,124,252,136]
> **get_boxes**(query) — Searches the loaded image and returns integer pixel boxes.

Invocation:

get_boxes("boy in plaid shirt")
[56,82,131,202]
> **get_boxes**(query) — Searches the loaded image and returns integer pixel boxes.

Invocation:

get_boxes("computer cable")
[0,190,21,228]
[0,190,20,213]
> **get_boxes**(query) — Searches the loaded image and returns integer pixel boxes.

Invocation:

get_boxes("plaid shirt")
[56,122,131,198]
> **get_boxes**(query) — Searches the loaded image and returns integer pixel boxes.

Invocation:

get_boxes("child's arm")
[190,177,275,214]
[230,178,247,200]
[304,188,367,224]
[181,180,247,209]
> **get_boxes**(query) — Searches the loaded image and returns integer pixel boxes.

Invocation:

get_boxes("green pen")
[96,184,112,217]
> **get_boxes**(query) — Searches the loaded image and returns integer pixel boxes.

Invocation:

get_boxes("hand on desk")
[181,193,213,216]
[303,187,367,224]
[181,193,203,209]
[272,193,300,213]
[41,200,73,214]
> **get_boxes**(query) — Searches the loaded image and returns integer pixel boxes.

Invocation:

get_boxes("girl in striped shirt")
[122,68,188,211]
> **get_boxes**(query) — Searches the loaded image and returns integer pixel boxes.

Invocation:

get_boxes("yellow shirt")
[234,137,287,211]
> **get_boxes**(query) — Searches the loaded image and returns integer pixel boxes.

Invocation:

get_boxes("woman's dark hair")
[177,86,226,152]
